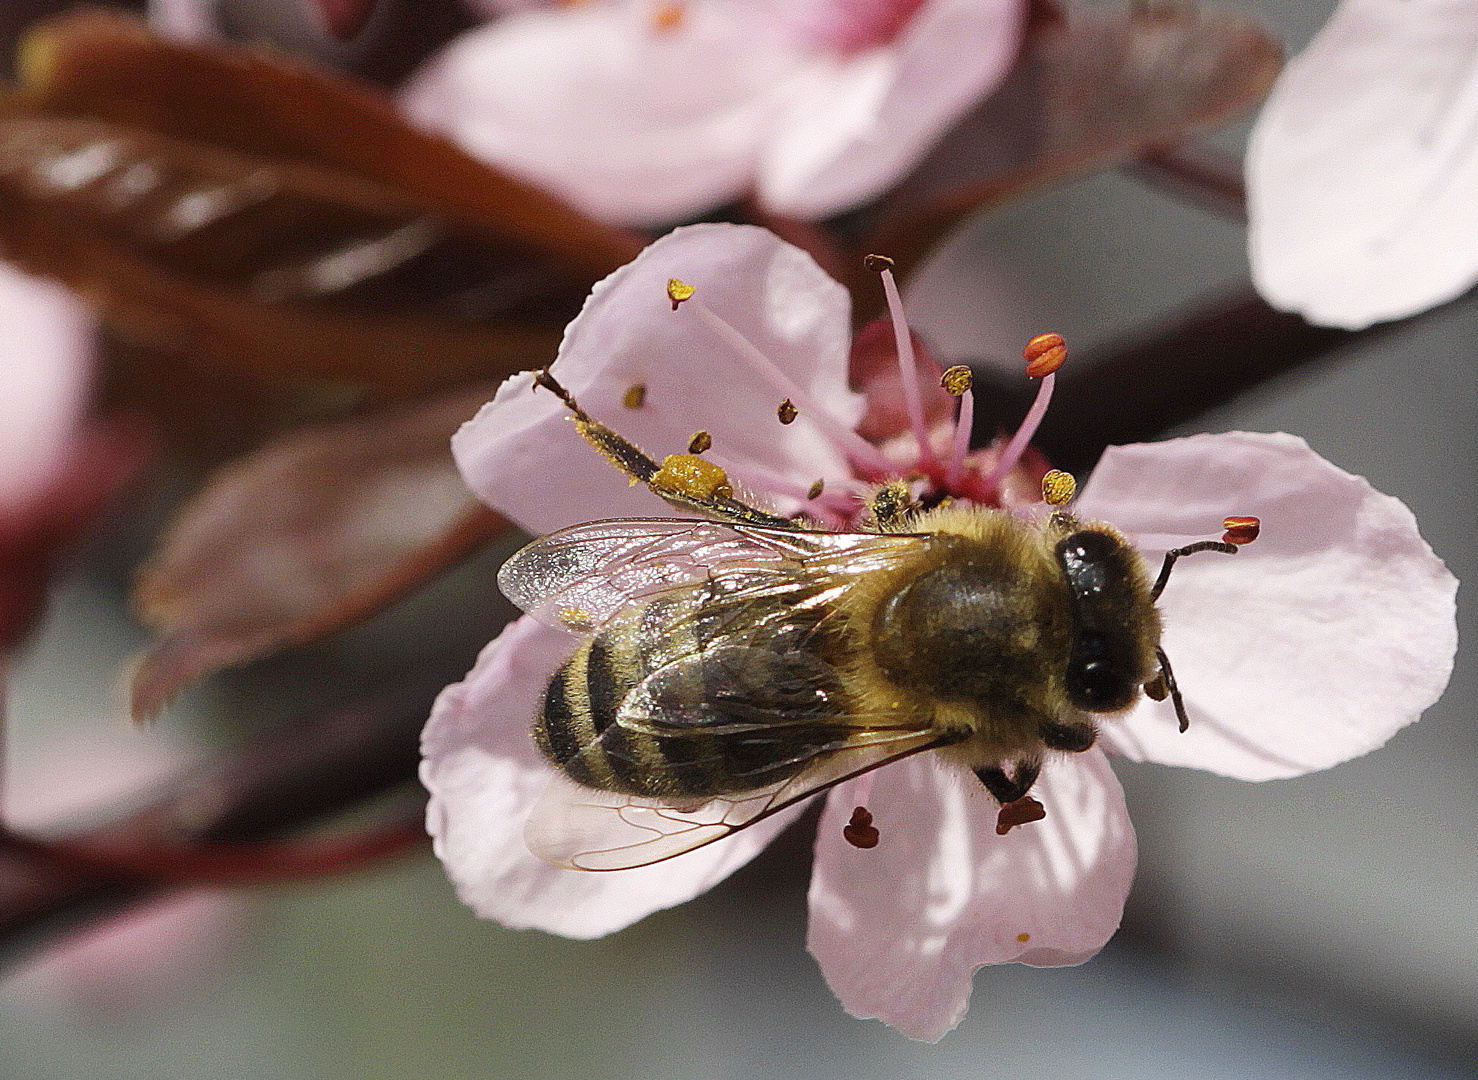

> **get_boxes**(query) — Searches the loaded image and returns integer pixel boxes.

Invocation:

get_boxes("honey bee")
[502,371,1239,871]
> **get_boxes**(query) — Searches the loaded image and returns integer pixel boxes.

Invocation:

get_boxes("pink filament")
[878,268,935,469]
[687,300,894,476]
[980,373,1055,495]
[945,386,974,491]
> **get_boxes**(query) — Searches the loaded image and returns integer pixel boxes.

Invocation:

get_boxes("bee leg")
[973,758,1042,804]
[533,370,796,528]
[1153,646,1191,732]
[1038,719,1097,752]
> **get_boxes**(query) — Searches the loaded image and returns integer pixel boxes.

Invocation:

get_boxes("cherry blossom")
[400,0,1023,226]
[1246,0,1478,329]
[423,223,1457,1040]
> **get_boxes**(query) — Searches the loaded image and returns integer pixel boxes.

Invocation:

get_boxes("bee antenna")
[1149,540,1237,602]
[532,369,592,422]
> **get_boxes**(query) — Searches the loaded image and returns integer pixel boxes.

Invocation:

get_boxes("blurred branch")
[0,685,431,971]
[1125,141,1248,221]
[972,282,1468,476]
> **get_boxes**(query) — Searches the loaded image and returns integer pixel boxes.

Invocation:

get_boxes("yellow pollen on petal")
[667,277,695,309]
[1041,469,1076,506]
[687,430,712,454]
[1016,932,1031,943]
[623,383,647,409]
[653,453,732,501]
[650,1,685,31]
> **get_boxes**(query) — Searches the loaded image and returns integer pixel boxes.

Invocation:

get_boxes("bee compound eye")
[1069,659,1134,712]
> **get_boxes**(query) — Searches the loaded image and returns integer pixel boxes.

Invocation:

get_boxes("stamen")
[807,478,825,500]
[940,365,974,491]
[980,333,1066,495]
[1041,469,1076,506]
[687,430,712,454]
[1222,516,1261,545]
[866,253,936,469]
[777,398,798,425]
[995,795,1046,835]
[684,298,894,476]
[666,277,694,309]
[623,383,647,409]
[843,805,880,849]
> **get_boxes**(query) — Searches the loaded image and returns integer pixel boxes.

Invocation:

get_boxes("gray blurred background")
[3,1,1477,1077]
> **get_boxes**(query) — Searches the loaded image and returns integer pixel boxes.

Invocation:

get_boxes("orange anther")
[1222,516,1261,546]
[843,806,880,849]
[1023,332,1067,378]
[666,278,694,310]
[995,795,1046,835]
[650,1,685,31]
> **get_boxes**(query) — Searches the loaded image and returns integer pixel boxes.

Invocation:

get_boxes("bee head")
[1054,528,1159,713]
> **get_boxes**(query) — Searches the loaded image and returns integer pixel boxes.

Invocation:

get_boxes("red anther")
[995,796,1047,835]
[843,806,880,849]
[1222,516,1261,546]
[1023,332,1067,378]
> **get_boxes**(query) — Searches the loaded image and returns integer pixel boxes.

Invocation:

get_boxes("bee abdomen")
[536,635,850,800]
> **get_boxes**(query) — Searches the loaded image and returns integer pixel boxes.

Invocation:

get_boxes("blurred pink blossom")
[1247,0,1478,328]
[401,0,1024,226]
[422,224,1457,1040]
[0,729,248,1011]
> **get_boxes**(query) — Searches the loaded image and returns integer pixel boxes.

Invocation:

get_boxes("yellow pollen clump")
[1041,469,1076,506]
[1016,932,1031,943]
[940,365,973,396]
[1023,332,1067,378]
[653,453,732,501]
[667,278,695,309]
[650,1,685,31]
[558,607,595,633]
[623,383,647,409]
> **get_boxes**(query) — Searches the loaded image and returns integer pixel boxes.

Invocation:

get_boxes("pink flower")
[423,223,1457,1040]
[0,266,92,528]
[1246,0,1478,329]
[1,727,249,1010]
[400,0,1023,226]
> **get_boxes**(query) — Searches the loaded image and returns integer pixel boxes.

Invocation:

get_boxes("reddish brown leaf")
[0,11,642,396]
[851,3,1281,288]
[131,383,509,719]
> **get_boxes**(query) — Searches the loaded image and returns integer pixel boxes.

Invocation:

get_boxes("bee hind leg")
[973,758,1042,804]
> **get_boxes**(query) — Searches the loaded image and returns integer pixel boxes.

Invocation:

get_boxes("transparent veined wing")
[498,517,924,635]
[525,726,961,871]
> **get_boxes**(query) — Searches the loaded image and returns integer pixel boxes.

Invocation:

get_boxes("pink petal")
[788,0,930,53]
[806,749,1136,1042]
[1246,0,1478,328]
[422,614,810,939]
[0,267,92,519]
[759,0,1024,217]
[2,723,247,1008]
[400,4,817,227]
[452,223,862,535]
[1075,432,1458,781]
[148,0,219,40]
[2,890,248,1009]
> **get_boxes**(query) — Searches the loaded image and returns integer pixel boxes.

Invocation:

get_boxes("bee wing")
[525,726,955,871]
[499,518,923,635]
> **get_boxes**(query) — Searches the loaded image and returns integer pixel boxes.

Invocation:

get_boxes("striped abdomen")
[535,587,852,799]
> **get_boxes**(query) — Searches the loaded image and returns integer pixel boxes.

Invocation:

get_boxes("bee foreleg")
[973,758,1042,804]
[1154,646,1190,732]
